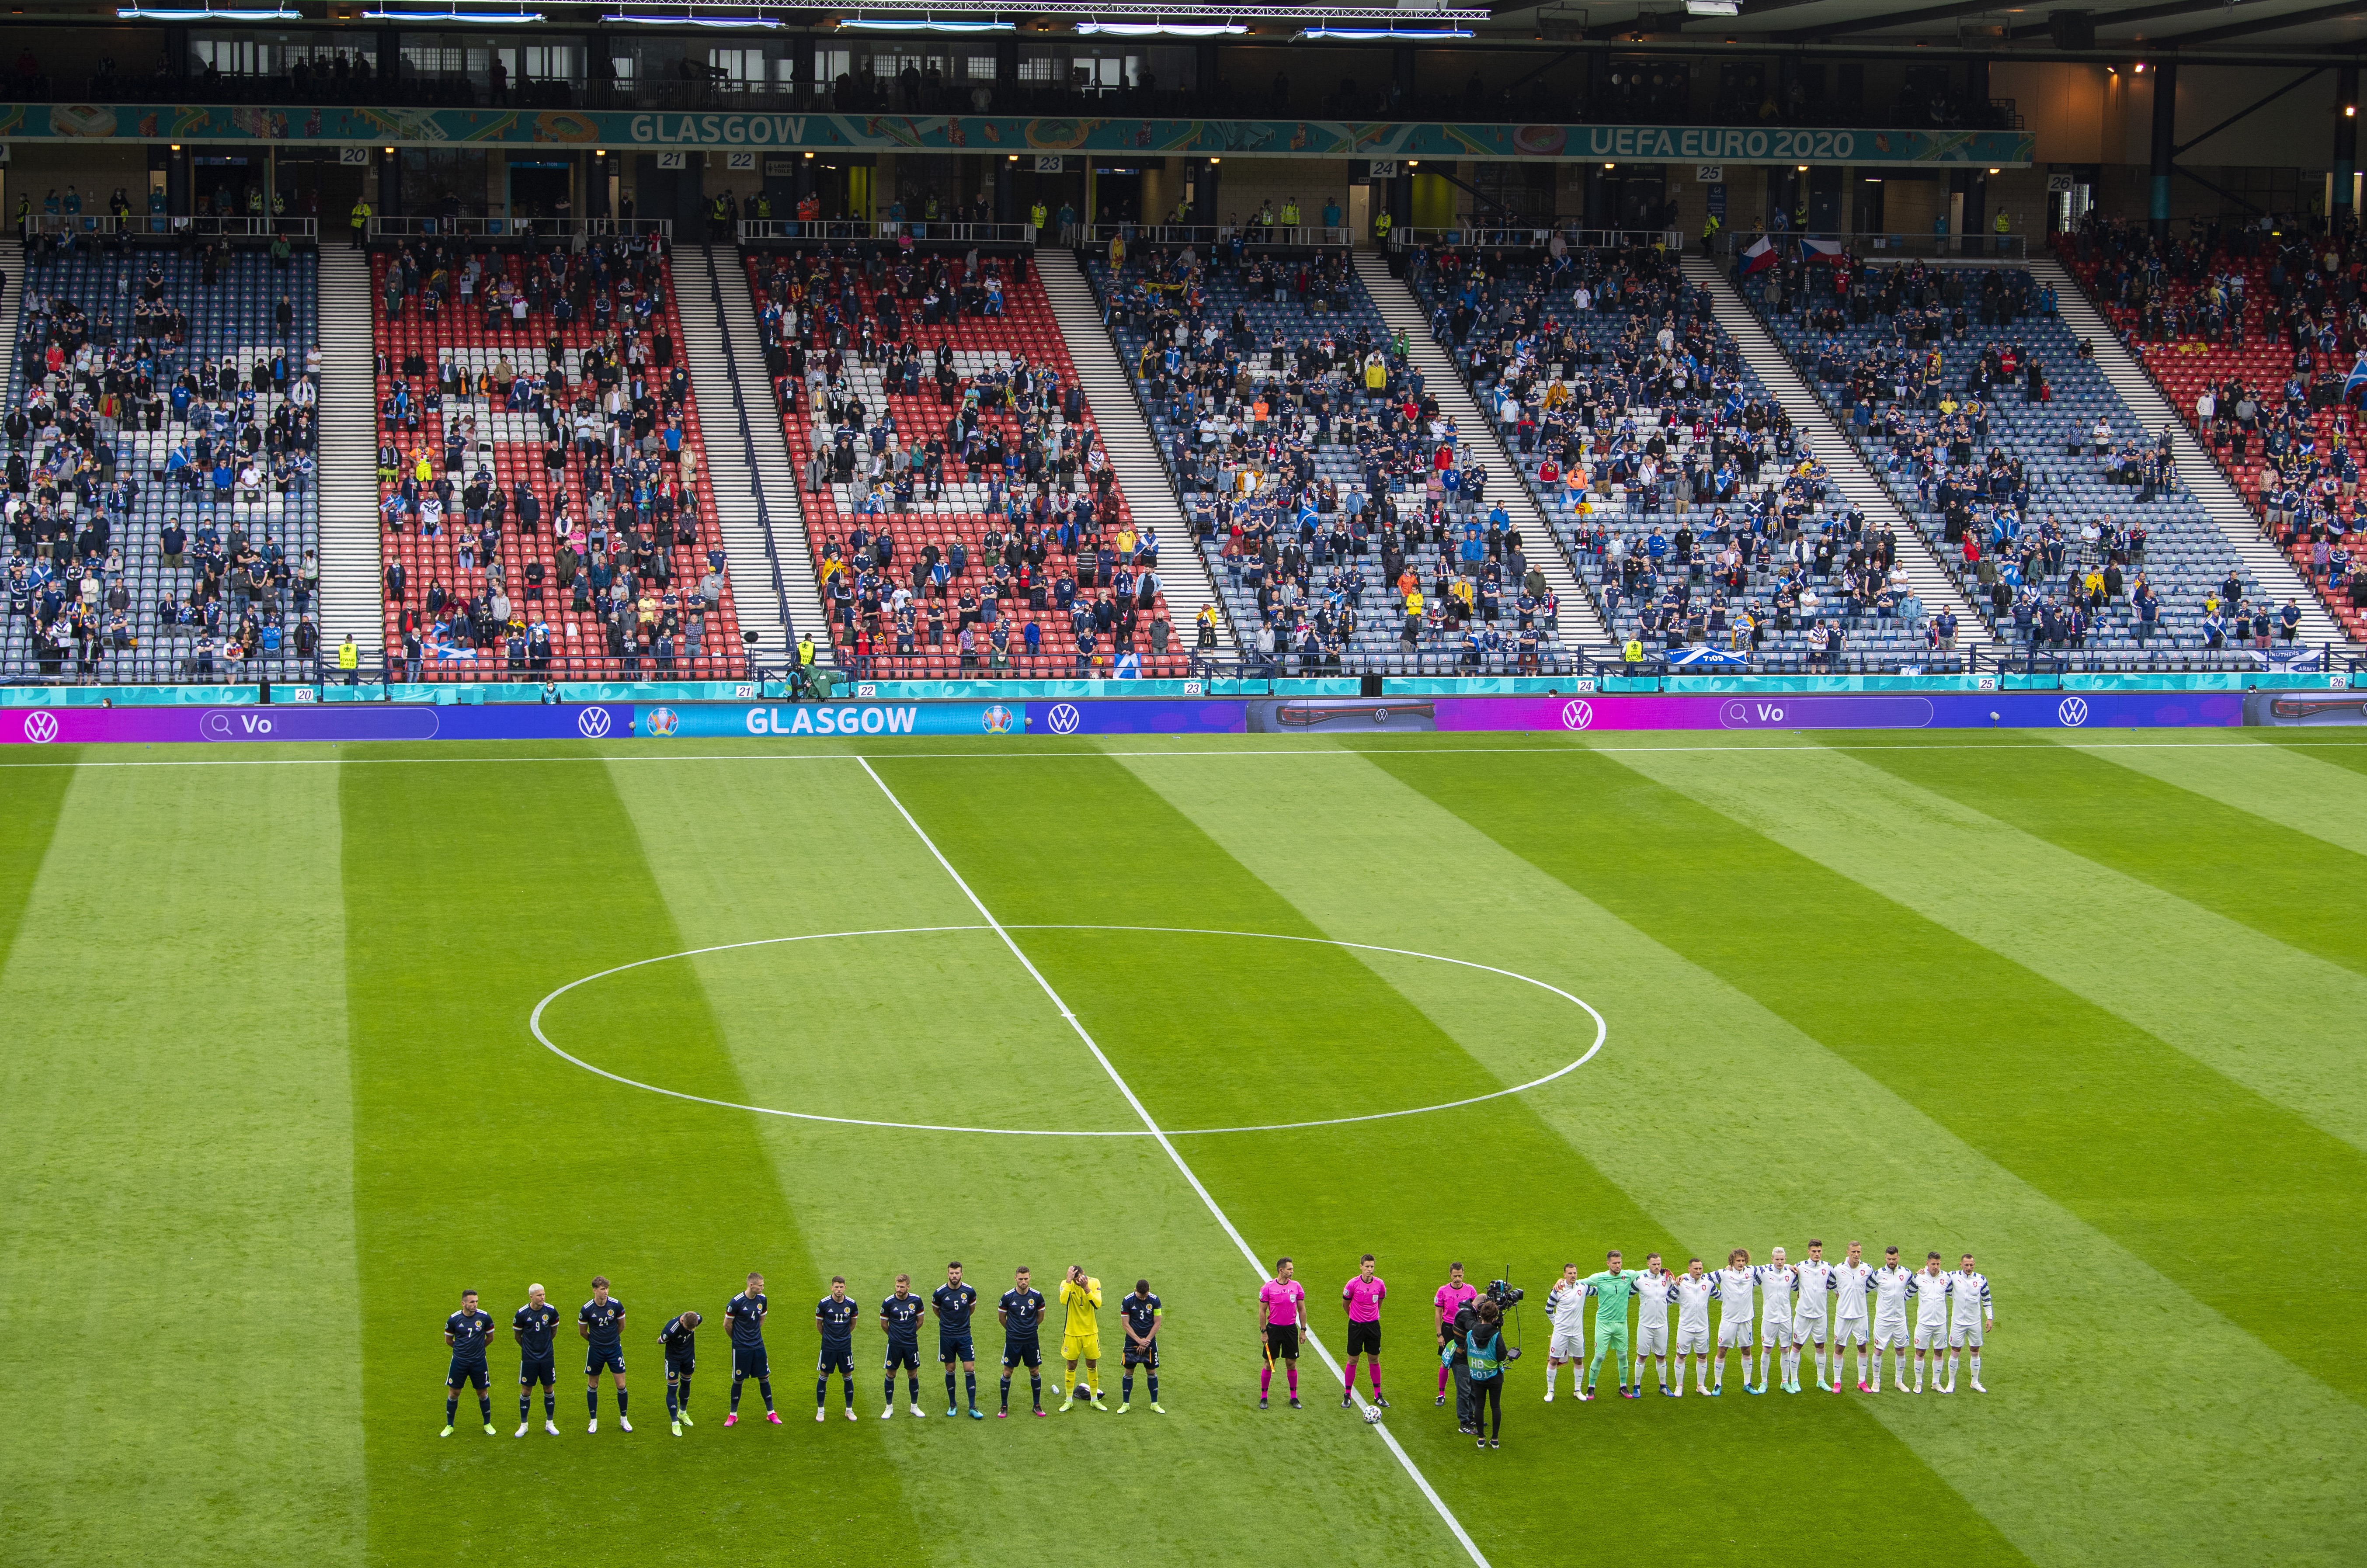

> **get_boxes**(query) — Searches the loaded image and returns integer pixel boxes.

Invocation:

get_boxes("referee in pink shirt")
[1342,1255,1389,1408]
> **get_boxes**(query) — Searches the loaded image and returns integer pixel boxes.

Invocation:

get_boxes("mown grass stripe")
[879,752,2026,1564]
[1833,739,2367,981]
[1431,745,2367,1407]
[1347,746,2367,1566]
[341,747,918,1566]
[2066,733,2367,860]
[0,758,363,1568]
[1621,743,2367,1156]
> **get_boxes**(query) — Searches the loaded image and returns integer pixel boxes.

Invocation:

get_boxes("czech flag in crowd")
[1800,236,1846,263]
[1740,236,1778,275]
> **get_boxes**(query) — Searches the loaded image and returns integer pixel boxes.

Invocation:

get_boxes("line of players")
[1509,1243,1996,1410]
[434,1242,1996,1442]
[438,1261,1161,1437]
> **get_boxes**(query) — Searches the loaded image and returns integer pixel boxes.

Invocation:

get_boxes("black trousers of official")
[1452,1360,1473,1429]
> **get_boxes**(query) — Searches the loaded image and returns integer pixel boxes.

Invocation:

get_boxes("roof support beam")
[2151,0,2367,45]
[2172,65,2321,155]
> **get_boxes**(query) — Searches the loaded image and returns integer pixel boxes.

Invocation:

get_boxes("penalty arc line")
[854,756,1492,1568]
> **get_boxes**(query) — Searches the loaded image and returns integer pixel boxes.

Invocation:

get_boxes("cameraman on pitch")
[1453,1298,1516,1448]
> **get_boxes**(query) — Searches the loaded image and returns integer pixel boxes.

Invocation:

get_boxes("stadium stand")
[1091,243,1578,675]
[1743,252,2277,666]
[2057,219,2367,644]
[370,234,746,680]
[1400,239,1967,670]
[3,236,321,682]
[749,246,1191,679]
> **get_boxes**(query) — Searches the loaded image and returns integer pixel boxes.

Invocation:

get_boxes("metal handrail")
[736,219,1037,246]
[1391,225,1686,253]
[1712,228,2029,262]
[704,243,800,673]
[21,214,320,240]
[367,217,673,240]
[1085,223,1352,250]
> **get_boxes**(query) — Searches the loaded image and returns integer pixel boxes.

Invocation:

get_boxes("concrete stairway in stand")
[1682,254,1994,652]
[1036,246,1233,656]
[681,244,814,670]
[315,246,383,662]
[1352,251,1613,657]
[2030,253,2350,650]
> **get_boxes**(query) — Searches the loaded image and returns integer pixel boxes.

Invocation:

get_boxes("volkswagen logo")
[2056,697,2089,728]
[1561,699,1594,731]
[576,707,613,739]
[1046,703,1082,735]
[22,710,59,744]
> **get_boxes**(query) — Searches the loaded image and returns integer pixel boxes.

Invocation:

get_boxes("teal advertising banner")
[1,103,2037,165]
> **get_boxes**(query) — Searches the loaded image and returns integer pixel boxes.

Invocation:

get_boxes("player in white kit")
[1542,1262,1585,1401]
[1945,1252,1994,1393]
[1908,1251,1951,1392]
[1791,1240,1836,1393]
[1829,1241,1875,1392]
[1755,1246,1797,1395]
[1712,1248,1754,1395]
[1672,1257,1717,1397]
[1632,1254,1676,1396]
[1869,1246,1913,1391]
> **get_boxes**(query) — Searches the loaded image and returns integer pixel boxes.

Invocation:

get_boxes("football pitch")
[3,729,2364,1567]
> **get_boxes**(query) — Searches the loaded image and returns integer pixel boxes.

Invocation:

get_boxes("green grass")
[2,731,2364,1567]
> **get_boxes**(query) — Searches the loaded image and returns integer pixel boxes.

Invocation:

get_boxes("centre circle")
[529,925,1607,1138]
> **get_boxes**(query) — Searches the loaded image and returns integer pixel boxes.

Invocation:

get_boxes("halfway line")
[855,756,1491,1568]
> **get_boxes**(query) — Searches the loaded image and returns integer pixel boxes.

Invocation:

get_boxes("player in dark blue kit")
[997,1265,1049,1419]
[932,1260,985,1419]
[513,1282,562,1437]
[659,1308,701,1436]
[579,1276,631,1434]
[1119,1278,1165,1415]
[815,1276,860,1422]
[880,1273,928,1419]
[726,1271,779,1428]
[442,1289,497,1437]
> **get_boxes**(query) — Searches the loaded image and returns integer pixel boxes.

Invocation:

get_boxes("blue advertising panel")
[1025,700,1249,736]
[640,702,1018,738]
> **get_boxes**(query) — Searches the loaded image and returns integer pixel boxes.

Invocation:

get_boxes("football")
[1363,1405,1384,1425]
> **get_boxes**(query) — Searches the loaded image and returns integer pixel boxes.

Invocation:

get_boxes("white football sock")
[1970,1353,1981,1382]
[1545,1364,1557,1395]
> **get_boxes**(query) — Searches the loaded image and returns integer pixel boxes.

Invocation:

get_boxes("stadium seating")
[371,237,745,680]
[2057,227,2367,643]
[1748,257,2266,665]
[3,240,320,681]
[748,247,1191,678]
[1402,244,1950,671]
[1091,248,1577,675]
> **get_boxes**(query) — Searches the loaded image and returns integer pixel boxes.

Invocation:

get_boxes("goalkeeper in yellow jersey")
[1055,1265,1106,1412]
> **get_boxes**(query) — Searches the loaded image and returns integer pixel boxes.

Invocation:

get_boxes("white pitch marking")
[526,925,1606,1138]
[855,756,1493,1568]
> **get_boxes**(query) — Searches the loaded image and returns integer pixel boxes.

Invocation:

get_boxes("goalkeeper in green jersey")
[1580,1251,1646,1401]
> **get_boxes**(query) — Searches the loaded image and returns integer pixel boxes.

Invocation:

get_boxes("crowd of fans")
[754,244,1189,676]
[375,232,730,677]
[4,251,320,677]
[2069,212,2367,624]
[1104,243,1580,674]
[1411,238,1967,666]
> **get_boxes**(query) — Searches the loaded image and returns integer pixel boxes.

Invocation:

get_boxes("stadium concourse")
[370,234,748,681]
[3,236,323,680]
[751,246,1197,679]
